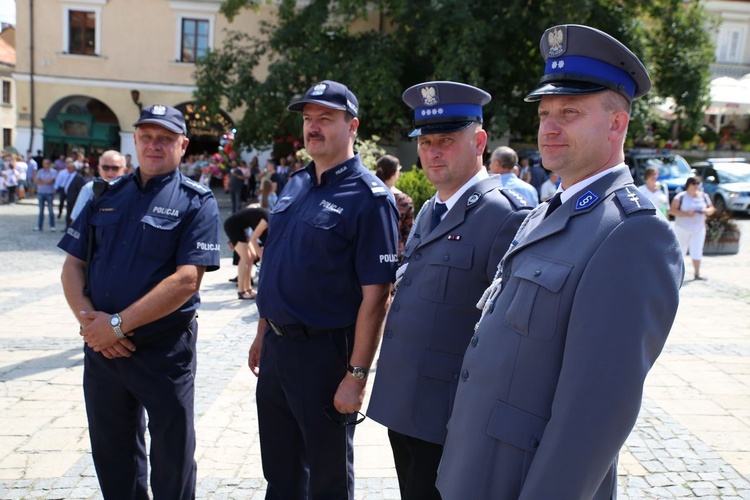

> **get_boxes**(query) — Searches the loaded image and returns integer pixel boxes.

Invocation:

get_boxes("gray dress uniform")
[437,24,684,499]
[368,177,529,444]
[436,168,683,499]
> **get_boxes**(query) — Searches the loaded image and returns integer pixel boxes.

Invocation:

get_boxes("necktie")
[430,202,448,232]
[544,192,562,219]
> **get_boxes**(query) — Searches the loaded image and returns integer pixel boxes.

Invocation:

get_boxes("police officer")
[59,104,221,499]
[437,25,685,499]
[488,145,540,207]
[367,81,530,499]
[248,80,399,499]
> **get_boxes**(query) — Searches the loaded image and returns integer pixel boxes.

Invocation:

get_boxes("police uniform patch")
[547,27,567,57]
[575,190,599,211]
[467,192,481,207]
[152,105,167,116]
[311,83,327,96]
[420,86,439,106]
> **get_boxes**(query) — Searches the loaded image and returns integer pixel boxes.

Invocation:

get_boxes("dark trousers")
[57,188,66,217]
[388,429,443,500]
[256,327,355,500]
[83,321,198,500]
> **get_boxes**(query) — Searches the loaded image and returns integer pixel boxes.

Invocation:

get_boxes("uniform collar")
[307,153,361,187]
[437,168,489,212]
[559,163,627,204]
[134,167,178,190]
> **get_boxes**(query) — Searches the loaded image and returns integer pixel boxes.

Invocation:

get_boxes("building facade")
[13,0,275,162]
[707,0,750,78]
[0,25,15,152]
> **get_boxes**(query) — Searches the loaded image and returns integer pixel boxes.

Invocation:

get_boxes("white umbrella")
[705,76,750,133]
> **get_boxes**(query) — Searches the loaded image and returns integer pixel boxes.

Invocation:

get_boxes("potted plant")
[704,210,740,255]
[699,126,719,151]
[736,131,750,152]
[677,127,696,150]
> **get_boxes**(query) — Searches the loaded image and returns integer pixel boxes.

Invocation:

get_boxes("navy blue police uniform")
[255,152,399,499]
[58,165,220,499]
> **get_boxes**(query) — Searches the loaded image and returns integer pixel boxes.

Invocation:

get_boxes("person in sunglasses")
[69,150,127,222]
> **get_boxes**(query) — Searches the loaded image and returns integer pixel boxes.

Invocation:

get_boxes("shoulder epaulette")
[358,174,389,197]
[615,185,656,216]
[501,187,533,211]
[181,175,213,196]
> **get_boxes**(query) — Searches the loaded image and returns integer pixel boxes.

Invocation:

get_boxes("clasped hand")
[79,310,136,359]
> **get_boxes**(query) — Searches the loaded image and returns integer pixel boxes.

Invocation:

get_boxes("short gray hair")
[490,146,518,171]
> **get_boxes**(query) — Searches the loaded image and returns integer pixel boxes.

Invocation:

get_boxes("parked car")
[625,150,693,201]
[691,158,750,214]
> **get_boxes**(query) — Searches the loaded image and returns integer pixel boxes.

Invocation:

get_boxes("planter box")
[704,232,740,255]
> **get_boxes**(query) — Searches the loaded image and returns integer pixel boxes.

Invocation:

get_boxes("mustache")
[306,133,324,142]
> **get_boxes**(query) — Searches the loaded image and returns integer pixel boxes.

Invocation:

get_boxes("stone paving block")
[2,197,750,498]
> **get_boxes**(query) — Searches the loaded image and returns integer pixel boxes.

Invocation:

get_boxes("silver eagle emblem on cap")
[547,28,566,57]
[311,83,327,96]
[152,105,167,116]
[421,86,438,106]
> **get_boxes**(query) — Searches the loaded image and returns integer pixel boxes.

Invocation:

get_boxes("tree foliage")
[195,0,716,151]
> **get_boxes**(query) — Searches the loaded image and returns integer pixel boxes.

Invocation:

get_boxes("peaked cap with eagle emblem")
[402,81,491,137]
[525,24,651,102]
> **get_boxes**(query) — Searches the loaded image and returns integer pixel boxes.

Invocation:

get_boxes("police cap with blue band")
[133,104,188,135]
[525,24,651,103]
[288,80,359,118]
[402,81,491,137]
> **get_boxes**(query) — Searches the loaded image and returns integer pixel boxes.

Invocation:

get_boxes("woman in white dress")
[670,175,715,280]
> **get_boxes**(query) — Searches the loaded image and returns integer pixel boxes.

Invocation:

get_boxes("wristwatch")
[109,313,125,339]
[348,364,369,380]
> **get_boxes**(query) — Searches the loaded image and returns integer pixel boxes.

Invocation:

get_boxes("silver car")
[692,161,750,214]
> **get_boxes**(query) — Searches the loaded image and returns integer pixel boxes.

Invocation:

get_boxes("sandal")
[238,290,257,300]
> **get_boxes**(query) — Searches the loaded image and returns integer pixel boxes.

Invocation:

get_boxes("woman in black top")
[224,206,269,299]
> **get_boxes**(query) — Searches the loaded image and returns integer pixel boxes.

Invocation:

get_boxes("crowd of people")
[11,20,725,500]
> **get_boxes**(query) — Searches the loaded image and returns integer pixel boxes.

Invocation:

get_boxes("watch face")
[110,315,120,327]
[351,367,366,379]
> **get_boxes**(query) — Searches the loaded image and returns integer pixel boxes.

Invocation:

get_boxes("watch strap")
[110,314,125,340]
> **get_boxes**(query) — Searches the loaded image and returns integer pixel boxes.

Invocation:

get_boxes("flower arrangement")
[705,210,739,243]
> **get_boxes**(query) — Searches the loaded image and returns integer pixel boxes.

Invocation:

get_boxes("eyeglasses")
[100,164,124,172]
[324,405,366,426]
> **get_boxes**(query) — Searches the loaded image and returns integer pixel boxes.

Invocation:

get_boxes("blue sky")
[0,0,15,26]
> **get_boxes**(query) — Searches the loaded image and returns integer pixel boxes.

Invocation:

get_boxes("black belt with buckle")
[267,320,353,340]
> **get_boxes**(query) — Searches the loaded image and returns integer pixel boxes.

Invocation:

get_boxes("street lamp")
[131,89,142,111]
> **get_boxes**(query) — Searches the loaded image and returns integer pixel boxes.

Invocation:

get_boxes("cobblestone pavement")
[0,193,749,499]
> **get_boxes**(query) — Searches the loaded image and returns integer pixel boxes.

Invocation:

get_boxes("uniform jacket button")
[385,330,393,339]
[392,303,401,312]
[414,253,422,260]
[460,370,469,381]
[443,254,450,262]
[530,437,540,449]
[403,277,412,286]
[533,269,542,276]
[470,336,479,347]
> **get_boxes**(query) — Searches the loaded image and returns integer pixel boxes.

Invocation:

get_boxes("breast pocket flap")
[141,215,180,231]
[513,254,572,293]
[486,400,548,453]
[302,210,342,230]
[426,242,473,270]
